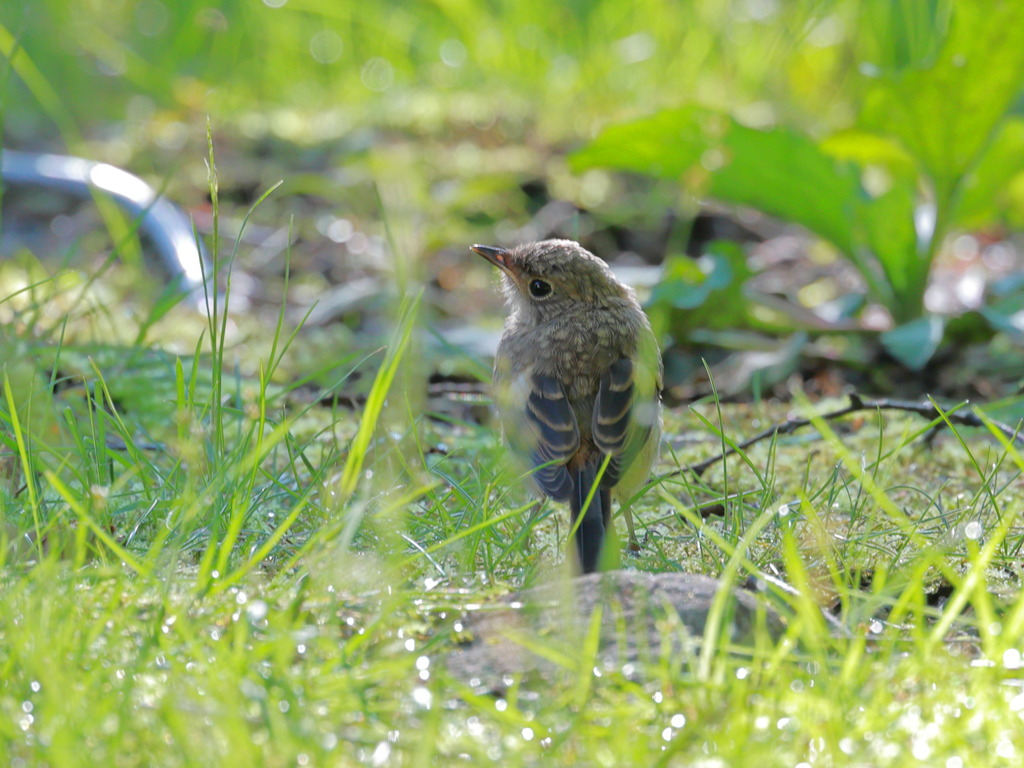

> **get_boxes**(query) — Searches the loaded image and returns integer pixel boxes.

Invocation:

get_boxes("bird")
[472,239,663,573]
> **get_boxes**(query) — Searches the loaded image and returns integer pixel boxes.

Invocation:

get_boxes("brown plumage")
[473,239,663,572]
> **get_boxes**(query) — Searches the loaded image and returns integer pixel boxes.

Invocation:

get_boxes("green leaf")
[944,310,994,346]
[572,107,862,257]
[980,289,1024,340]
[708,122,861,258]
[859,0,1024,210]
[859,182,920,313]
[648,240,751,334]
[568,105,710,180]
[879,316,945,370]
[856,0,950,75]
[573,108,919,315]
[819,130,918,181]
[954,118,1024,228]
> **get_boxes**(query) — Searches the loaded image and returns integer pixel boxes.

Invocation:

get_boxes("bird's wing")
[522,372,579,501]
[592,334,662,490]
[592,358,634,459]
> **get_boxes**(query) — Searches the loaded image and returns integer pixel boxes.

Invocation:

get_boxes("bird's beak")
[471,244,511,274]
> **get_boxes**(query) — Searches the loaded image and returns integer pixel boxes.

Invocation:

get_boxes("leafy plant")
[572,0,1024,370]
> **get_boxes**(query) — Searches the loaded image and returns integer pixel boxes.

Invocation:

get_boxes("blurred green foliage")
[650,240,751,332]
[3,0,1024,380]
[0,0,962,146]
[573,0,1024,369]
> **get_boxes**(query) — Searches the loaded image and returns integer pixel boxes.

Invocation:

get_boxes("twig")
[663,393,1024,480]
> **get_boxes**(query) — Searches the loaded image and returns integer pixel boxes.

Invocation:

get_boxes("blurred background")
[2,0,1024,413]
[5,5,1024,762]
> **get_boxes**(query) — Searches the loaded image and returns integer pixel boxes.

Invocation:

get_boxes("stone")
[444,570,787,691]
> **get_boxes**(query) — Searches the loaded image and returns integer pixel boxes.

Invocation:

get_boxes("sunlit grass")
[3,5,1024,759]
[3,187,1024,764]
[2,147,1024,761]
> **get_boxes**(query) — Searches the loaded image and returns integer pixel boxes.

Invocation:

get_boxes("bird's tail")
[570,463,612,573]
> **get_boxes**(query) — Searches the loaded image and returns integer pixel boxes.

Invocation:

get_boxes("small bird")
[472,239,663,573]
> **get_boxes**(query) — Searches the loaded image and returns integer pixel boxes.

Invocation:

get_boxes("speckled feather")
[493,240,653,420]
[476,238,663,572]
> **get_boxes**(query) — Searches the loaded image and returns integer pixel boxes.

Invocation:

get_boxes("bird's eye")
[528,279,552,298]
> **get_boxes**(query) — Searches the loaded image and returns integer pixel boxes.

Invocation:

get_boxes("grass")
[3,3,1024,763]
[1,151,1024,766]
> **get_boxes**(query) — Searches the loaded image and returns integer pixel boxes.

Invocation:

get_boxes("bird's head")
[472,239,630,324]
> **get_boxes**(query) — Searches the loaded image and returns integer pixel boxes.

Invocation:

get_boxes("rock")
[444,570,786,691]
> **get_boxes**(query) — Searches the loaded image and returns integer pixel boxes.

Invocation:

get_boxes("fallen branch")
[664,393,1024,479]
